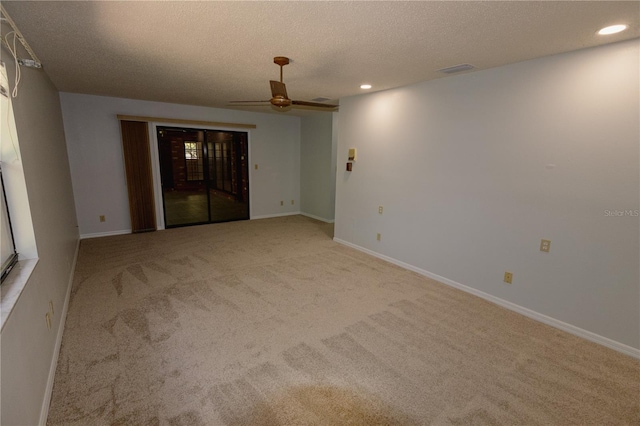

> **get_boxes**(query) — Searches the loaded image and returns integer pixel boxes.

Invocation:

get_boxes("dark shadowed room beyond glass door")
[157,126,249,228]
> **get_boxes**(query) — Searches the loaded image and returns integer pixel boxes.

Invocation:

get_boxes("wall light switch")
[99,215,106,222]
[348,148,357,161]
[540,239,551,252]
[504,271,513,284]
[254,164,258,170]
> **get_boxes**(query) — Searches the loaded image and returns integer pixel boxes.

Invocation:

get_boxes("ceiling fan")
[229,57,338,112]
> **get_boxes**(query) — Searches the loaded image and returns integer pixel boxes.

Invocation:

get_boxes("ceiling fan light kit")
[230,56,338,112]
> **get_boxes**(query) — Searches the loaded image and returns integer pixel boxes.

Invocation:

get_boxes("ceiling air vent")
[438,64,475,74]
[311,97,331,103]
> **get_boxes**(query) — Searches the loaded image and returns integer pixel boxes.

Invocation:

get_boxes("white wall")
[335,40,640,351]
[300,113,336,222]
[59,93,301,237]
[1,60,79,424]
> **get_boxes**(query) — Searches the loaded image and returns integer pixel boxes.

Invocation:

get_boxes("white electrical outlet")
[540,239,551,252]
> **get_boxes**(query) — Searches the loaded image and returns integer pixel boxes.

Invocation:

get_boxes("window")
[184,141,203,181]
[0,165,18,283]
[0,59,39,327]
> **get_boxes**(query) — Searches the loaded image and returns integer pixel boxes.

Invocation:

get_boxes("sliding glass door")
[157,126,249,228]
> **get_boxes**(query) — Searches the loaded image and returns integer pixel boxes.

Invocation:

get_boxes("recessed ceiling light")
[360,84,372,89]
[598,24,628,35]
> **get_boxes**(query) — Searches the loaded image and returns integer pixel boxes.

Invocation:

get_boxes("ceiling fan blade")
[291,100,339,109]
[226,104,272,108]
[229,100,271,103]
[270,80,288,98]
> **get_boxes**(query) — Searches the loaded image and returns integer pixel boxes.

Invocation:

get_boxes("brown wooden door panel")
[120,120,156,233]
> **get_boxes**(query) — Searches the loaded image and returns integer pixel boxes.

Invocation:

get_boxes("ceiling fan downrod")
[273,56,290,83]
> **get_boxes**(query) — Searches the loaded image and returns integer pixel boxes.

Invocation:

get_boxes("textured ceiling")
[2,1,638,116]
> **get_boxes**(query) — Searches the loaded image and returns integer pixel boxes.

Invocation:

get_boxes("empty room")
[0,2,638,425]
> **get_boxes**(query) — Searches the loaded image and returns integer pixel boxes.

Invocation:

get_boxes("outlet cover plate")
[540,239,551,252]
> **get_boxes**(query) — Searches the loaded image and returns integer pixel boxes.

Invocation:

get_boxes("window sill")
[1,258,38,331]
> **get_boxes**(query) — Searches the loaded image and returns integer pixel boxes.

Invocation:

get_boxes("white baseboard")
[300,212,335,223]
[251,211,301,220]
[39,237,80,425]
[333,238,640,360]
[80,229,131,239]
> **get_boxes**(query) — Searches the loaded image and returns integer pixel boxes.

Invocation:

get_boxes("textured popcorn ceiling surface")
[2,1,638,115]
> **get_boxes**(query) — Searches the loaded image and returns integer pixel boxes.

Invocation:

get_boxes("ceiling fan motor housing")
[270,95,292,108]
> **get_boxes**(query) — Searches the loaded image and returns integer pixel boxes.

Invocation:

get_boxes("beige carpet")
[48,215,639,425]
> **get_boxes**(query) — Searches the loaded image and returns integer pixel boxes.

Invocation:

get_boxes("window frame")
[0,165,19,283]
[183,141,204,181]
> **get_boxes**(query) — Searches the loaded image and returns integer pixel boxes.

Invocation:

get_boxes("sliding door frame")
[147,121,253,230]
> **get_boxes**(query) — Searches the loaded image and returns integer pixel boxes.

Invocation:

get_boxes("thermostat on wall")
[348,148,357,161]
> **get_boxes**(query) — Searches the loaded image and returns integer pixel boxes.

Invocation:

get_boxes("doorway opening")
[157,126,249,228]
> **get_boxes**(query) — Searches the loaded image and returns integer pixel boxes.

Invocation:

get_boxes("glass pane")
[157,128,209,227]
[1,171,17,272]
[207,141,215,185]
[206,131,249,223]
[162,190,209,227]
[157,128,250,227]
